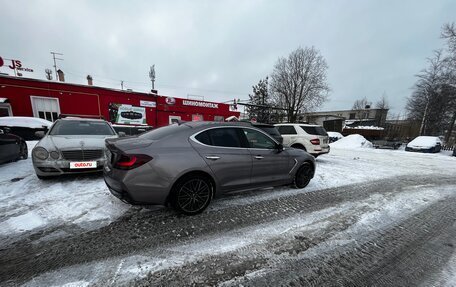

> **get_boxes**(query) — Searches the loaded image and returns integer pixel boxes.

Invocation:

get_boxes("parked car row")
[3,115,453,215]
[1,117,322,215]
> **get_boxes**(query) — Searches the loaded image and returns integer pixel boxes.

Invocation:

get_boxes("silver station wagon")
[104,121,316,215]
[32,118,118,179]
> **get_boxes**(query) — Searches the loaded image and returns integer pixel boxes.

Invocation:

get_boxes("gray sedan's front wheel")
[171,175,213,215]
[294,162,313,189]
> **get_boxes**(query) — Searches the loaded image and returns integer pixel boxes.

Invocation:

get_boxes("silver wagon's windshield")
[49,120,115,136]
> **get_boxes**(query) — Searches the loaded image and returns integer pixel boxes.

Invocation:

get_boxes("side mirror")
[3,127,11,134]
[0,129,4,135]
[34,131,45,139]
[118,131,126,137]
[277,143,284,152]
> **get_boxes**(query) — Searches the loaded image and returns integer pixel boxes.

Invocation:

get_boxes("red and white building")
[0,74,240,127]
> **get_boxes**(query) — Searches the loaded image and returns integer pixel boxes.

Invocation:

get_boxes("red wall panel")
[0,76,240,128]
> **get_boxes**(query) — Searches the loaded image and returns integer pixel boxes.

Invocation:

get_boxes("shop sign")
[140,100,156,108]
[0,56,34,72]
[165,97,176,105]
[111,104,147,125]
[182,100,218,109]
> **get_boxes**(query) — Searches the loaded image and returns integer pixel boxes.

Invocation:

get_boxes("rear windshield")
[300,126,328,136]
[139,124,188,140]
[50,120,115,136]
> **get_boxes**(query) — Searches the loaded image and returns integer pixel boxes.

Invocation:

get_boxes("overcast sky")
[1,0,455,115]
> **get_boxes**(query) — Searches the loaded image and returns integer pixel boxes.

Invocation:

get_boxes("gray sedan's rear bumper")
[103,164,172,205]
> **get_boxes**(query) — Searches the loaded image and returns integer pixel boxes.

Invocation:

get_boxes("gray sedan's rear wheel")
[171,175,213,215]
[294,162,313,189]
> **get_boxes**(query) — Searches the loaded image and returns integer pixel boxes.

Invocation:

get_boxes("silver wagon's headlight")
[33,147,49,160]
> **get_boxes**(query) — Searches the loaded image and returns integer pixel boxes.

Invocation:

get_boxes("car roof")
[250,122,276,127]
[58,117,106,122]
[181,121,253,128]
[275,123,320,127]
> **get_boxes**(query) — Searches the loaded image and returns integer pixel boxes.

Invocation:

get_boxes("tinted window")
[210,128,242,148]
[140,124,187,140]
[256,126,281,137]
[277,125,297,135]
[243,129,276,149]
[195,128,242,148]
[300,126,328,136]
[195,131,211,145]
[50,121,115,135]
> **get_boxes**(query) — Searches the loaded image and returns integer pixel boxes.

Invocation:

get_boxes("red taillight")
[310,138,320,145]
[114,154,152,170]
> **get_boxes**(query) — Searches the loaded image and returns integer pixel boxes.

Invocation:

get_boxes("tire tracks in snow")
[0,174,455,286]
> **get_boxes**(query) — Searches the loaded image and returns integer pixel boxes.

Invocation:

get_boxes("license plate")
[70,161,97,169]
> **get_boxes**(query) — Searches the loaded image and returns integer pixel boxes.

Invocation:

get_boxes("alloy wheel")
[295,163,313,188]
[176,178,212,214]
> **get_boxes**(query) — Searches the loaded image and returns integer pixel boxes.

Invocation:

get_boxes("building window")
[0,104,13,117]
[30,96,60,122]
[349,113,356,119]
[169,115,181,124]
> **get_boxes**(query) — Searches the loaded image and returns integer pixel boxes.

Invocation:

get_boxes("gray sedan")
[32,118,118,179]
[104,121,316,215]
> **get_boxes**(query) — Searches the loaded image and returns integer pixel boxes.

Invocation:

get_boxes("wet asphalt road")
[0,174,455,286]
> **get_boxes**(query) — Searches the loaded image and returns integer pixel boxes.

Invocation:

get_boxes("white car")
[405,136,442,153]
[275,123,330,157]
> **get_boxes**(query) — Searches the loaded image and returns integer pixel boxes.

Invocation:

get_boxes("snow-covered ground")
[0,139,454,245]
[0,142,130,243]
[1,138,455,286]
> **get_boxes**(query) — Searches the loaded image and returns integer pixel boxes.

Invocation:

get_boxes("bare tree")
[441,22,456,142]
[406,50,455,136]
[352,97,371,110]
[442,22,456,61]
[375,93,390,110]
[270,47,330,122]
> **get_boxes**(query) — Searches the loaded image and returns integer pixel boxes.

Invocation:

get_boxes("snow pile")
[330,134,373,149]
[327,132,343,139]
[0,116,52,128]
[344,126,384,130]
[407,136,440,149]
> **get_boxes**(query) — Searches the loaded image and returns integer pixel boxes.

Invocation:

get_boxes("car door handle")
[254,155,264,160]
[205,156,220,160]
